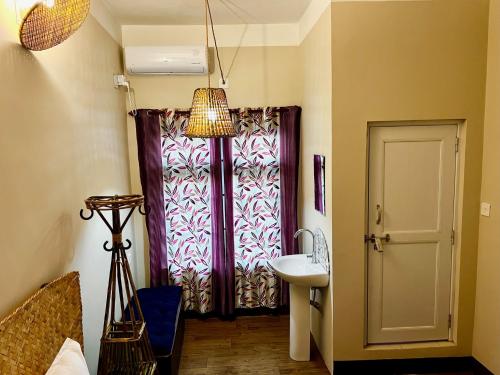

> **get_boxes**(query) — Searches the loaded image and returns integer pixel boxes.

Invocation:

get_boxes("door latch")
[364,233,391,253]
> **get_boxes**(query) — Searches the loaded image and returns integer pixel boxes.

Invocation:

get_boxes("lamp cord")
[205,0,211,88]
[207,0,227,85]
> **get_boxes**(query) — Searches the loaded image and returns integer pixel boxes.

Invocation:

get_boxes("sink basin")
[269,254,329,287]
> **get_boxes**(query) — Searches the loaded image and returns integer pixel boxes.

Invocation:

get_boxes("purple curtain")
[279,106,301,306]
[222,138,237,316]
[211,139,234,317]
[134,109,168,288]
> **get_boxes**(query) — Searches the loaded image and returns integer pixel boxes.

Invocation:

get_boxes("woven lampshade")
[20,0,90,51]
[185,88,236,138]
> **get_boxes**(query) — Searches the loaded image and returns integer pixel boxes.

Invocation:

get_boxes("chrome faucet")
[294,229,316,263]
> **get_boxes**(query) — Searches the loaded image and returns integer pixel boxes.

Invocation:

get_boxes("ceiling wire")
[205,0,211,88]
[219,0,260,23]
[217,0,250,24]
[212,0,253,80]
[206,0,264,83]
[207,0,226,84]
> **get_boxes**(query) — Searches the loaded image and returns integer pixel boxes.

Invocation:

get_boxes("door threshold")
[365,341,456,351]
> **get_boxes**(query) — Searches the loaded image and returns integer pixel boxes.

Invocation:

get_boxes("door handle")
[376,204,382,225]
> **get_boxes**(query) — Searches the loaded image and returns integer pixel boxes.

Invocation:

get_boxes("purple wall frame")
[314,154,326,215]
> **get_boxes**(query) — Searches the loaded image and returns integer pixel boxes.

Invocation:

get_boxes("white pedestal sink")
[269,254,329,361]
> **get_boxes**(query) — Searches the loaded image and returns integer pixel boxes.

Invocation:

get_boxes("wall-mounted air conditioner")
[124,46,208,75]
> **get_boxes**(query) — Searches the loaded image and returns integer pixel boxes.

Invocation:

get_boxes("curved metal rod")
[122,239,132,250]
[103,241,114,252]
[138,204,148,216]
[80,208,94,220]
[120,208,136,233]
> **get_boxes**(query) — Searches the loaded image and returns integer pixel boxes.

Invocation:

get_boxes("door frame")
[363,119,464,346]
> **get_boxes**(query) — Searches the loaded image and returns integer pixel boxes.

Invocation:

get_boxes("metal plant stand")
[80,195,156,375]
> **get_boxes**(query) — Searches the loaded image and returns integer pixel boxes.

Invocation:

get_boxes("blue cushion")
[128,286,182,356]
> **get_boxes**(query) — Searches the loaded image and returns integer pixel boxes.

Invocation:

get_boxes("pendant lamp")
[185,0,236,138]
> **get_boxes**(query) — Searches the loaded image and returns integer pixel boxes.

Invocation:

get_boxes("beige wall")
[122,25,303,109]
[124,50,302,109]
[0,8,131,374]
[299,6,333,373]
[472,0,500,373]
[331,0,488,360]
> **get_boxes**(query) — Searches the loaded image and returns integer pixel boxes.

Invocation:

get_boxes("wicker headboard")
[0,272,83,374]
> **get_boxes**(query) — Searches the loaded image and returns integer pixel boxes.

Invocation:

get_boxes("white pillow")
[45,338,90,375]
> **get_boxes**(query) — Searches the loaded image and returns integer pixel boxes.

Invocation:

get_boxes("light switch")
[481,202,491,217]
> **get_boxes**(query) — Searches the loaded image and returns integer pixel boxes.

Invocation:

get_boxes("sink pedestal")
[269,252,329,362]
[289,284,310,361]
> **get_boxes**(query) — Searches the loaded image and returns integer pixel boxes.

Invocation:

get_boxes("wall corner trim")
[90,0,122,45]
[299,0,331,44]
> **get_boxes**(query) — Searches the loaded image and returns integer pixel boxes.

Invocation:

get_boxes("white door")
[367,125,457,344]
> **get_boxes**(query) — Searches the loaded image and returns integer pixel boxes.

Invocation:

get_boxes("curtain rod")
[129,106,299,117]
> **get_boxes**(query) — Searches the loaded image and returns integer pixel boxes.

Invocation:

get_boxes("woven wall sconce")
[185,0,236,138]
[19,0,90,51]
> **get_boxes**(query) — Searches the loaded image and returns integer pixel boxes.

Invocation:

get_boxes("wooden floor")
[179,316,484,375]
[179,315,330,375]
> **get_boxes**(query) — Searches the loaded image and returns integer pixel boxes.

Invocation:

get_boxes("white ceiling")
[103,0,313,25]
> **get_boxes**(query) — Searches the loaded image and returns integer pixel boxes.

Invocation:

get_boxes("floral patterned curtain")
[229,108,282,309]
[136,107,300,316]
[160,110,213,313]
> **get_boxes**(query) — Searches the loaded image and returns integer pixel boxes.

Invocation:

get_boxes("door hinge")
[448,314,452,329]
[455,137,460,153]
[451,229,455,245]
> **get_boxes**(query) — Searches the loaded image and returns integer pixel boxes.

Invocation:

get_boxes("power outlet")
[481,202,491,217]
[113,74,128,88]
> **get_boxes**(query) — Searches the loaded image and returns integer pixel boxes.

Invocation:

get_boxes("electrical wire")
[127,84,138,117]
[205,0,211,88]
[207,0,227,84]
